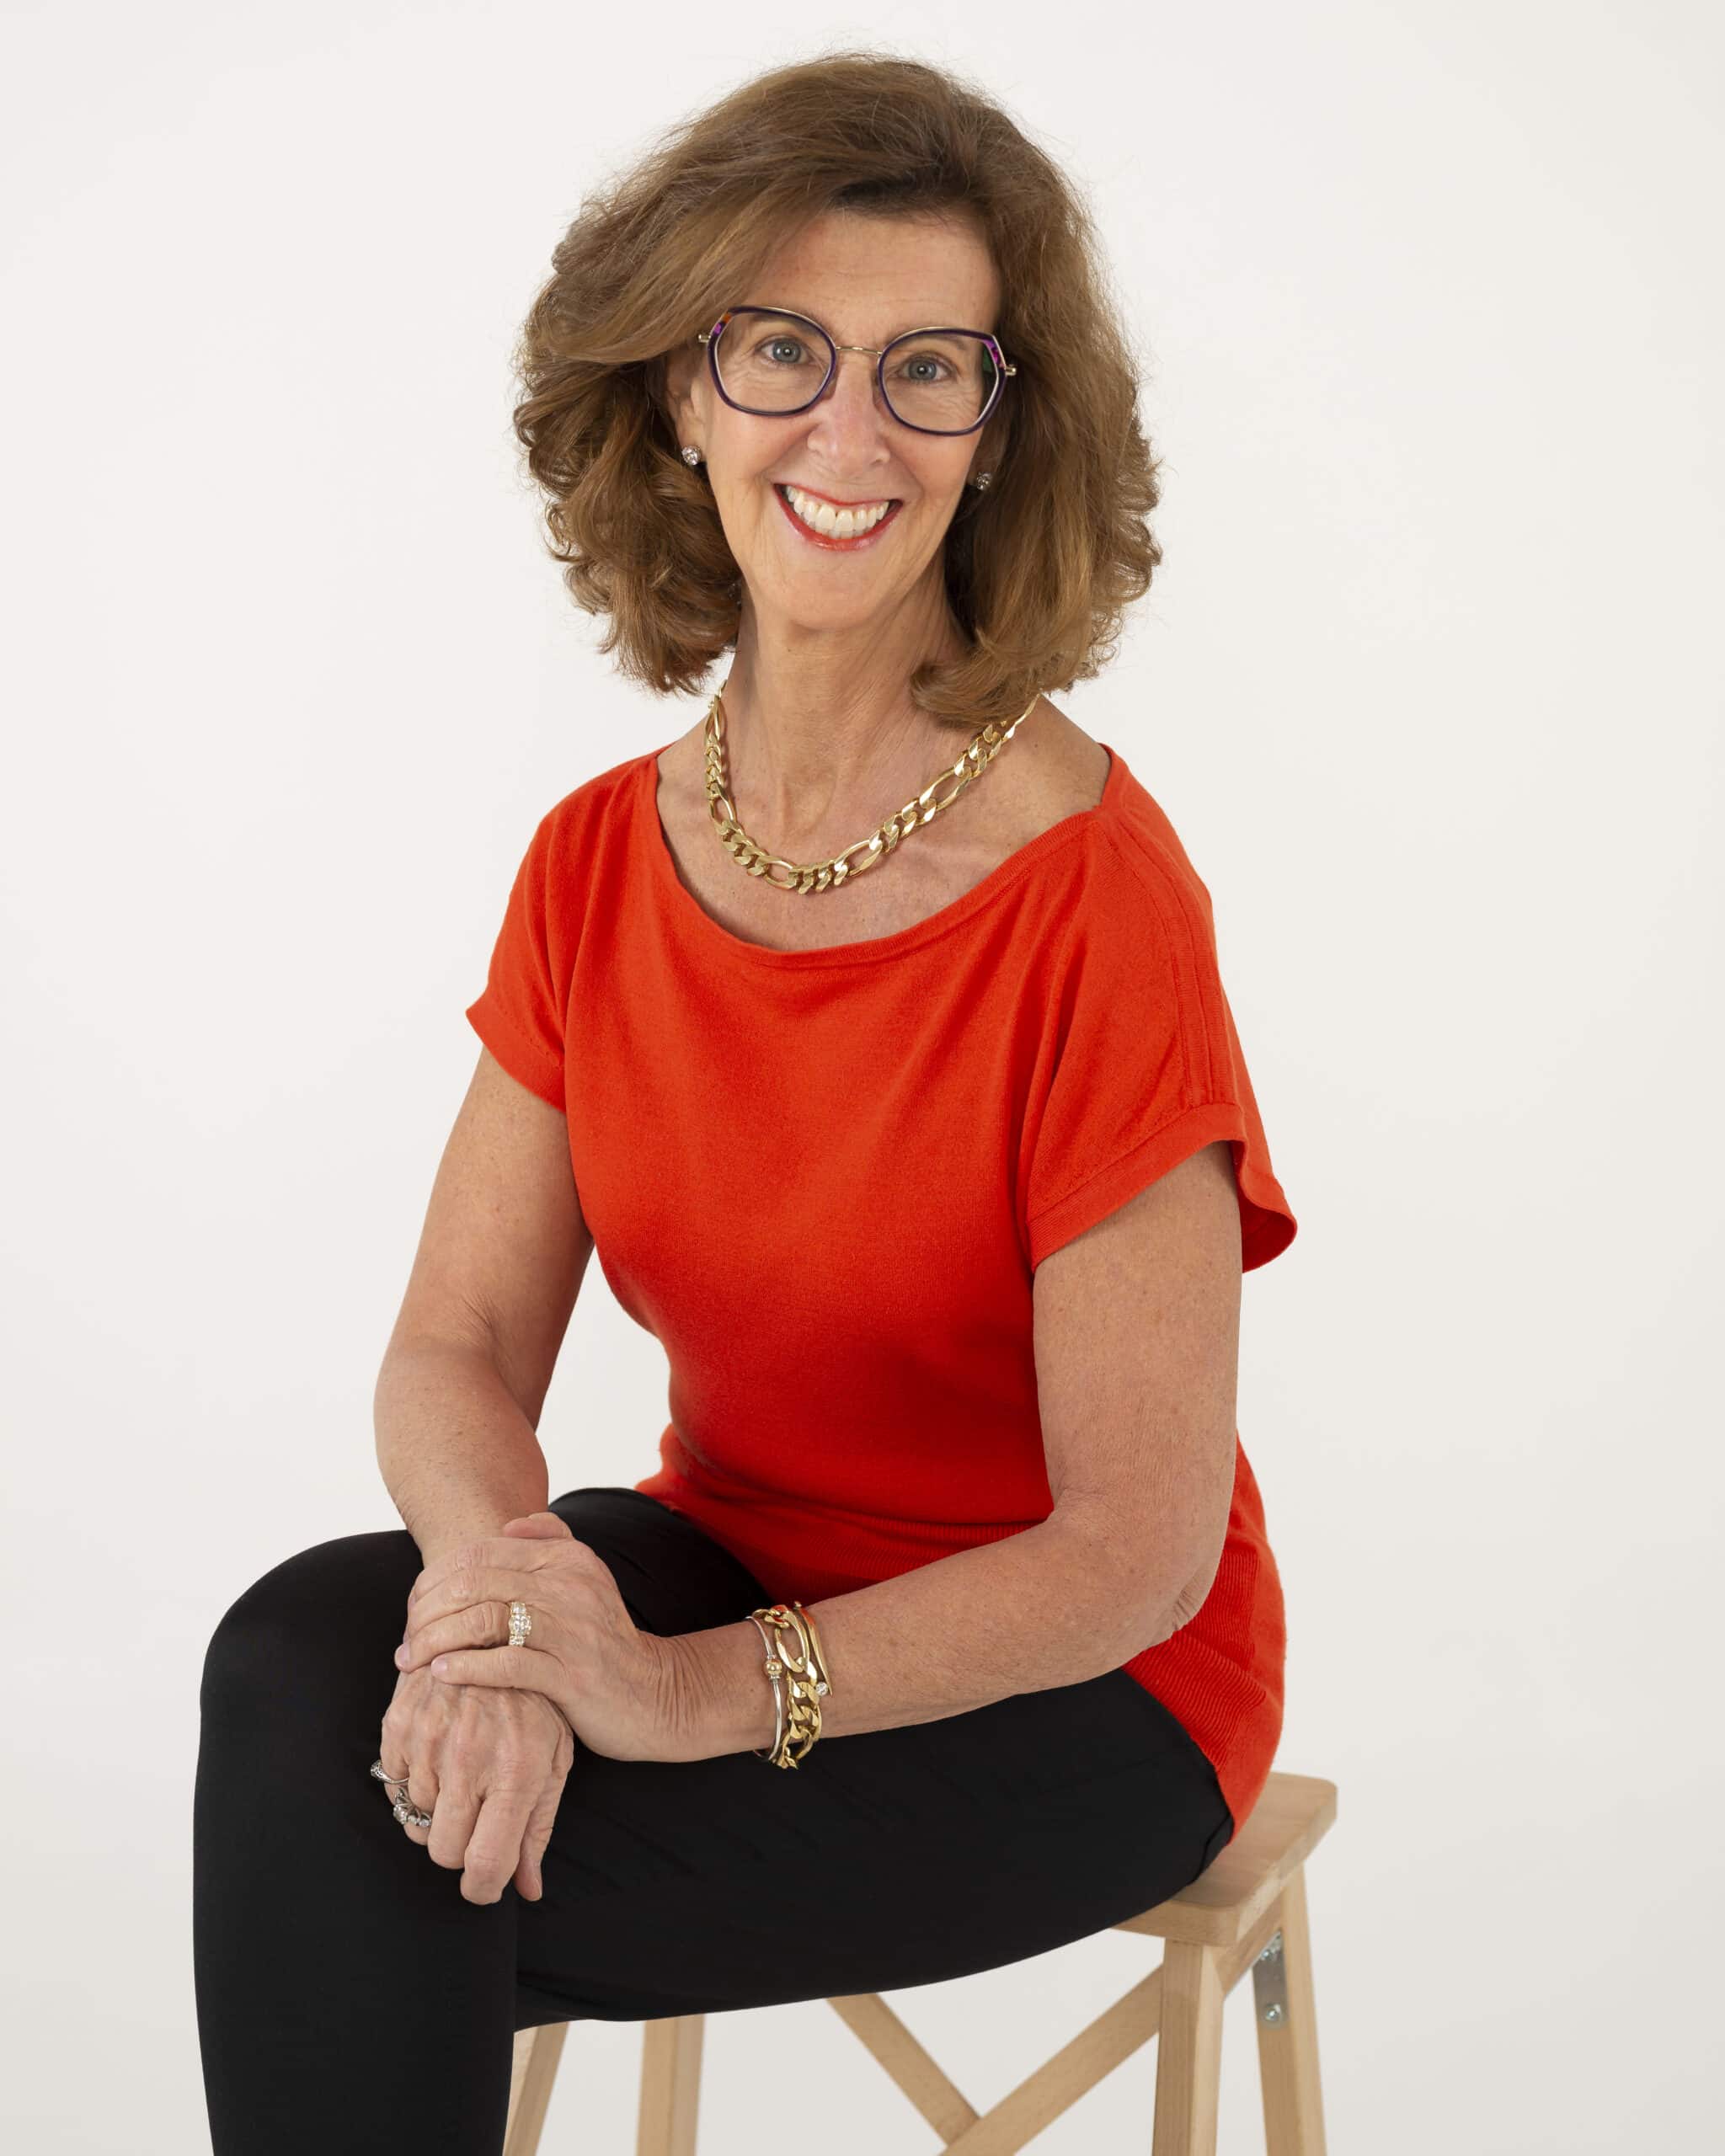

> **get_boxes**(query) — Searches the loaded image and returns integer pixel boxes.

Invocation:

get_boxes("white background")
[3,4,1719,2150]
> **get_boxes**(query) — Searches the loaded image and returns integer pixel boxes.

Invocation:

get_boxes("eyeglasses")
[697,306,1014,437]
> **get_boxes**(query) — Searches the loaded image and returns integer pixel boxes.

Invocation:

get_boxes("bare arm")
[666,1140,1242,1758]
[374,1045,594,1566]
[371,1044,596,1906]
[375,1340,551,1567]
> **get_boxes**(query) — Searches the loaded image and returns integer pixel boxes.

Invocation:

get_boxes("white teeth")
[783,485,891,537]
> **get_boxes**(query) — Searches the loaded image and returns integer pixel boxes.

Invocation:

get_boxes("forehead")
[753,209,999,335]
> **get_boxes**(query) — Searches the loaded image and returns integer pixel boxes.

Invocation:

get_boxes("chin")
[772,595,896,632]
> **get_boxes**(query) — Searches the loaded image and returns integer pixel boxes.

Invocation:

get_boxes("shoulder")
[985,696,1112,840]
[1026,747,1234,1027]
[507,746,654,892]
[484,750,652,960]
[1086,746,1219,936]
[535,746,649,839]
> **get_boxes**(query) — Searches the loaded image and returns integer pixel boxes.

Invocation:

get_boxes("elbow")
[1051,1502,1226,1666]
[1116,1541,1226,1657]
[1172,1538,1225,1630]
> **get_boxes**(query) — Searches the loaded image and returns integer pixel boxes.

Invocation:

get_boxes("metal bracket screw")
[1252,1929,1287,2025]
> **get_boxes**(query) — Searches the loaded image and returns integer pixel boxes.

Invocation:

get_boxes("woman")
[194,50,1298,2153]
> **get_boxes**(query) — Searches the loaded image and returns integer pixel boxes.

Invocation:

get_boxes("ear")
[971,409,1010,487]
[661,339,702,440]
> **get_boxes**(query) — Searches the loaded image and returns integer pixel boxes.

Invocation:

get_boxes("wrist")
[659,1621,777,1763]
[412,1509,534,1570]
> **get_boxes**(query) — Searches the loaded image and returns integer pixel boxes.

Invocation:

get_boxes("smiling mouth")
[773,483,903,544]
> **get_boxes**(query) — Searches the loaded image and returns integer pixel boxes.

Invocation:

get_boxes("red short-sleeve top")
[465,735,1298,1838]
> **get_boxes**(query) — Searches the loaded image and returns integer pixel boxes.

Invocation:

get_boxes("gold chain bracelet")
[746,1602,834,1769]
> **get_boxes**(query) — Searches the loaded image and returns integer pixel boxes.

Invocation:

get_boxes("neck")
[718,586,975,857]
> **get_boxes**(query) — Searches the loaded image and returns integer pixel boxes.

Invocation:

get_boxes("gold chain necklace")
[700,681,1042,894]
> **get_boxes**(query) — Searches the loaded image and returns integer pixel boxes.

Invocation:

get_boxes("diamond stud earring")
[681,446,702,466]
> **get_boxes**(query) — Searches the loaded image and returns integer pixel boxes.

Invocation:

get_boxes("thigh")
[515,1487,1234,2028]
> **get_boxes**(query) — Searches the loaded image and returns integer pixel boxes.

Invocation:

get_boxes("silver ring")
[371,1757,432,1829]
[509,1598,532,1647]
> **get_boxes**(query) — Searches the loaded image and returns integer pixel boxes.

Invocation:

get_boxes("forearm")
[374,1336,550,1566]
[663,1508,1182,1764]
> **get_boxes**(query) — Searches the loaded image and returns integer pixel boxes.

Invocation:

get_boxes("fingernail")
[393,1644,409,1666]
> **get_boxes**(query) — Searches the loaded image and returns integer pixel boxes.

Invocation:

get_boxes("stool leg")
[1254,1865,1327,2156]
[504,2023,569,2156]
[638,2015,705,2156]
[1151,1940,1225,2156]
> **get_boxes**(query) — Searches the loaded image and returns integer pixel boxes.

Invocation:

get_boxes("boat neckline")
[640,736,1124,969]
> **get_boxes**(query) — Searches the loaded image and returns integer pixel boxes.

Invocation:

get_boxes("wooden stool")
[504,1768,1336,2156]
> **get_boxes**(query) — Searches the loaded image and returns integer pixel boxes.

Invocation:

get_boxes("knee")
[200,1529,415,1727]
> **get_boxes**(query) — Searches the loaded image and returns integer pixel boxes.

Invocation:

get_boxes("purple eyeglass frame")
[696,306,1015,437]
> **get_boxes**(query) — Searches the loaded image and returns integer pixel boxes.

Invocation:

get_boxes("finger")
[423,1644,556,1693]
[396,1598,524,1673]
[402,1567,566,1661]
[408,1557,574,1637]
[408,1536,549,1609]
[382,1752,439,1846]
[410,1564,538,1626]
[457,1771,546,1906]
[513,1769,566,1901]
[423,1765,482,1879]
[377,1706,435,1841]
[501,1513,573,1542]
[405,1754,441,1841]
[408,1541,550,1614]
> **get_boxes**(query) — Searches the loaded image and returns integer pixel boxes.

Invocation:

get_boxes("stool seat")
[1115,1769,1336,1946]
[505,1767,1337,2156]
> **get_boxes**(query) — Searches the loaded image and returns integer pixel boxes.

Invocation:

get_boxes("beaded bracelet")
[746,1601,833,1769]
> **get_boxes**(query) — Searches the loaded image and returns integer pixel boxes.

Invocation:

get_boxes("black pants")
[194,1486,1234,2153]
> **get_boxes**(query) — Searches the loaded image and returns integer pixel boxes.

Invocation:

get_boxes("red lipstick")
[773,483,903,552]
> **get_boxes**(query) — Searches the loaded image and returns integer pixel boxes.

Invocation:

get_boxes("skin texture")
[394,1513,677,1758]
[378,1516,606,1905]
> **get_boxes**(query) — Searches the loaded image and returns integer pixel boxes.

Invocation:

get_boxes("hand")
[377,1661,574,1905]
[396,1512,684,1764]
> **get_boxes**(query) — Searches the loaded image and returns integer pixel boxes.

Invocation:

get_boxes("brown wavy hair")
[510,46,1162,734]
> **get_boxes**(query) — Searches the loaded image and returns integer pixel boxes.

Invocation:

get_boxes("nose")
[822,346,900,418]
[800,348,897,470]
